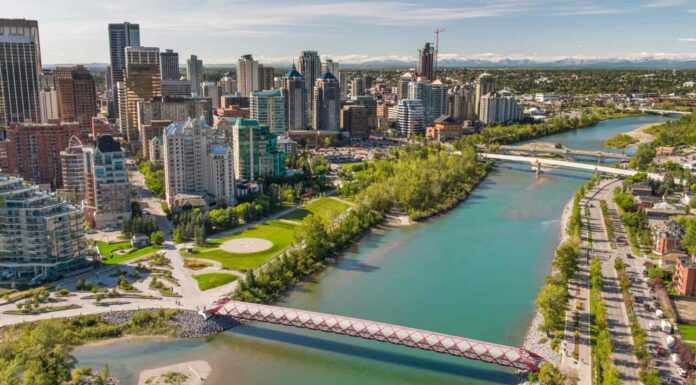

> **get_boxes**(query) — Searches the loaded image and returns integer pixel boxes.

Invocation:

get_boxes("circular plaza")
[220,238,273,254]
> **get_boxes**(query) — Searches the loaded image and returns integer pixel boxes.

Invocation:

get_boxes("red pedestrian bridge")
[202,300,546,372]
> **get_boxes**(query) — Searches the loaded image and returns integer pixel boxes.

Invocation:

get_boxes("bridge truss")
[204,300,546,372]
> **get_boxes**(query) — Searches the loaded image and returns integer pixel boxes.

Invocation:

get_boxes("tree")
[538,363,579,385]
[536,283,568,334]
[150,230,165,245]
[194,226,207,247]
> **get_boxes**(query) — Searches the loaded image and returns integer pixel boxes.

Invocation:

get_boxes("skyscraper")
[237,54,259,97]
[298,50,321,124]
[417,42,435,81]
[187,54,204,96]
[258,65,275,91]
[201,82,220,109]
[431,80,448,121]
[251,89,285,134]
[448,85,476,121]
[396,99,425,136]
[408,79,434,124]
[397,71,415,101]
[59,135,86,203]
[350,76,366,97]
[312,72,341,131]
[118,46,161,142]
[220,73,237,95]
[232,119,285,181]
[83,135,131,229]
[160,49,180,80]
[475,72,496,117]
[0,19,41,74]
[282,64,308,131]
[479,91,523,125]
[108,22,140,118]
[323,59,345,100]
[55,65,97,133]
[0,35,41,125]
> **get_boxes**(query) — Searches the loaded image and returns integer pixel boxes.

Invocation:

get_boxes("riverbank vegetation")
[589,257,622,385]
[234,145,487,303]
[630,113,696,170]
[0,310,179,385]
[604,134,639,149]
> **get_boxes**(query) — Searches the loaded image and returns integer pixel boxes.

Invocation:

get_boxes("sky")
[3,0,696,65]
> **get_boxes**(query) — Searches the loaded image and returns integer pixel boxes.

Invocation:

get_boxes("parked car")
[653,344,666,356]
[627,253,635,259]
[671,353,680,363]
[678,367,687,377]
[635,296,644,304]
[656,309,665,318]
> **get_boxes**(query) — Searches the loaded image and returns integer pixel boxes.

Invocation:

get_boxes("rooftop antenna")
[434,28,446,79]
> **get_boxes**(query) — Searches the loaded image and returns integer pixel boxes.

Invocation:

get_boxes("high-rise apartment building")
[163,118,235,208]
[232,119,285,181]
[83,135,131,229]
[0,35,41,125]
[298,50,321,123]
[396,99,425,136]
[220,73,237,95]
[161,79,192,97]
[397,71,414,101]
[137,96,213,155]
[55,65,97,133]
[408,78,447,124]
[281,64,308,130]
[201,82,220,109]
[237,54,259,97]
[108,22,140,119]
[0,174,86,286]
[5,122,81,189]
[59,135,86,203]
[323,59,345,100]
[418,42,435,81]
[350,96,377,129]
[312,72,341,131]
[251,89,285,134]
[448,85,476,121]
[341,105,368,138]
[431,80,448,121]
[186,54,204,96]
[118,46,161,142]
[475,72,496,117]
[160,49,180,80]
[258,65,275,91]
[479,91,524,125]
[351,76,365,97]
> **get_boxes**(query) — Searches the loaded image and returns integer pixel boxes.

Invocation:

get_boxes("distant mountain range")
[46,57,696,70]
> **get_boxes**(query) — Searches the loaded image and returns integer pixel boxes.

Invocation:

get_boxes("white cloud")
[641,0,689,7]
[678,38,696,42]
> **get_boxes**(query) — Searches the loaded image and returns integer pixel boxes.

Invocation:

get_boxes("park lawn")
[193,272,238,291]
[185,220,296,271]
[280,197,350,221]
[97,241,161,265]
[678,323,696,341]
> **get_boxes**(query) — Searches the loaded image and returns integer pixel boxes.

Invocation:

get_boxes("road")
[587,179,683,384]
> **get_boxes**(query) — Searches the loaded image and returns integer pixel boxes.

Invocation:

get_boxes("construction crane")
[434,28,446,79]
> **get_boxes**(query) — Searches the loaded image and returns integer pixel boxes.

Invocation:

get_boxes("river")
[74,115,674,385]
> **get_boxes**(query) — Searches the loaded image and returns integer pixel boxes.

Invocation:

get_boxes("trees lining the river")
[234,145,487,303]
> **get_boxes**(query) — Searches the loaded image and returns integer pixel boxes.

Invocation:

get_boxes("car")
[654,344,666,356]
[655,301,661,309]
[627,253,635,259]
[635,296,644,304]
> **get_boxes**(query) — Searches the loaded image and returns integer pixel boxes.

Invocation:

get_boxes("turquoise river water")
[75,115,674,385]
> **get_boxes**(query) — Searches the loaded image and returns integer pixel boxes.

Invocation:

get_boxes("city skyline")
[4,0,696,65]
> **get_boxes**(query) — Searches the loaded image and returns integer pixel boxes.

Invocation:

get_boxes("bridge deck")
[205,299,546,372]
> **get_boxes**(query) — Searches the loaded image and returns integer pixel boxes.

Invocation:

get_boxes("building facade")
[160,49,180,81]
[0,174,86,286]
[237,54,259,97]
[55,65,97,133]
[187,54,204,96]
[281,64,308,130]
[341,105,368,138]
[163,118,235,208]
[83,135,131,229]
[312,72,341,131]
[201,82,220,109]
[251,89,285,134]
[417,42,435,81]
[479,91,524,125]
[118,46,161,142]
[5,121,81,189]
[0,35,41,126]
[448,85,476,121]
[232,119,285,181]
[475,72,496,117]
[59,135,86,203]
[298,50,321,123]
[396,99,425,136]
[108,22,140,119]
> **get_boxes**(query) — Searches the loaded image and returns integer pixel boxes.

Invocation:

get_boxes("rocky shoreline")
[101,308,239,338]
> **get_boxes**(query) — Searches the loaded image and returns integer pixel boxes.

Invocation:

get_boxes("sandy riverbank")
[137,360,211,385]
[625,122,660,144]
[520,196,574,365]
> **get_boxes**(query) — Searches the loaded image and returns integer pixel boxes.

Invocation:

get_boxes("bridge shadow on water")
[227,324,515,382]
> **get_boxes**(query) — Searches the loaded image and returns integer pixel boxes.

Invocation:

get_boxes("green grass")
[97,241,161,265]
[280,197,350,221]
[183,220,296,271]
[678,323,696,341]
[193,272,239,291]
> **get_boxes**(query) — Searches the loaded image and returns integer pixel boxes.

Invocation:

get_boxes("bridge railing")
[204,299,546,372]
